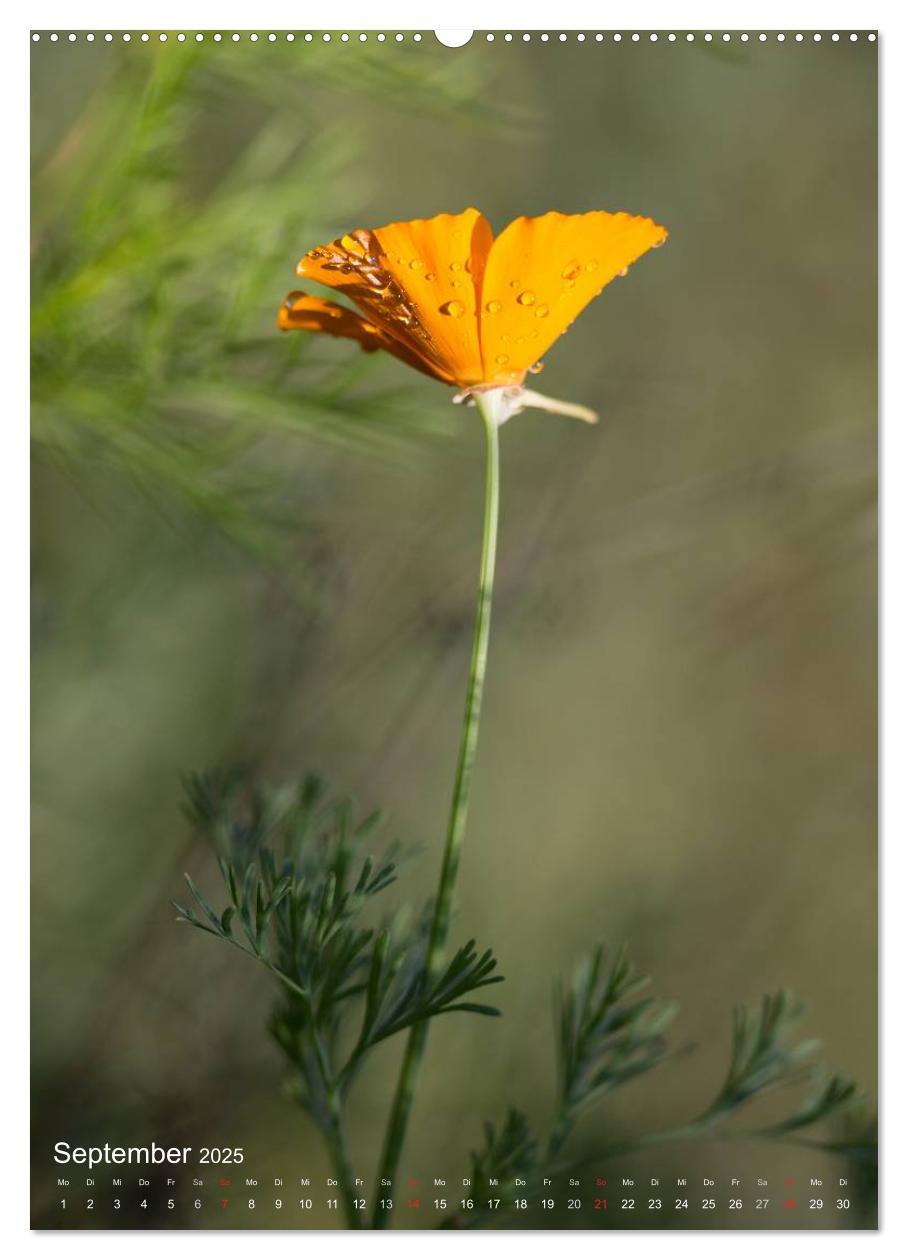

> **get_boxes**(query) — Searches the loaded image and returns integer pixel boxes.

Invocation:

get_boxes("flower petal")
[371,210,492,386]
[278,292,385,346]
[278,292,440,379]
[297,209,493,387]
[478,210,668,381]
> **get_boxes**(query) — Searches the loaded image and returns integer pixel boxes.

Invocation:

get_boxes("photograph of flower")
[31,29,877,1232]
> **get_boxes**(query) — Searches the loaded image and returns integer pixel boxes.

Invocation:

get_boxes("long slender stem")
[307,1022,364,1228]
[372,396,501,1228]
[324,1084,364,1228]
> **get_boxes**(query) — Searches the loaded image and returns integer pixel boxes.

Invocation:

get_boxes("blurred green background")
[31,33,877,1229]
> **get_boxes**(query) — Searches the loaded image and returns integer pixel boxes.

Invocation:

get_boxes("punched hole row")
[31,31,879,44]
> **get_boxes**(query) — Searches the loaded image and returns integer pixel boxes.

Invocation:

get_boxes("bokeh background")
[31,32,877,1229]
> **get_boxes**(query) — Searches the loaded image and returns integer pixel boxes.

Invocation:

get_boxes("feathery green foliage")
[553,943,678,1150]
[173,770,504,1131]
[174,772,875,1230]
[470,1108,539,1189]
[31,41,506,553]
[701,990,824,1121]
[449,945,875,1228]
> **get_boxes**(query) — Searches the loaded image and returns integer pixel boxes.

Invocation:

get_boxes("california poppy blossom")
[279,208,667,424]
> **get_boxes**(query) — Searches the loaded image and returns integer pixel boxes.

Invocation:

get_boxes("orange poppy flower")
[279,208,667,424]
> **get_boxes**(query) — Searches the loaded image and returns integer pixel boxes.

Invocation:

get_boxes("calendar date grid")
[51,1168,857,1222]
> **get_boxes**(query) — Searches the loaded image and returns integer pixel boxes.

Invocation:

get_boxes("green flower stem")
[307,1020,363,1228]
[372,394,501,1229]
[324,1083,364,1229]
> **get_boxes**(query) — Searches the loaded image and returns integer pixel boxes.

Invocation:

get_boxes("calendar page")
[30,25,878,1232]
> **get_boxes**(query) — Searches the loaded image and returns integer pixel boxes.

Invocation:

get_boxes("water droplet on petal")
[424,272,436,281]
[561,260,582,280]
[517,290,536,306]
[529,360,544,374]
[485,300,501,314]
[535,304,549,318]
[508,280,519,289]
[464,258,475,274]
[617,267,628,277]
[409,259,423,271]
[449,261,462,273]
[585,260,599,273]
[496,354,510,366]
[439,300,465,318]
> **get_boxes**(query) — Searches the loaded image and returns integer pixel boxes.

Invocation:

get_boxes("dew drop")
[485,300,501,314]
[517,290,536,306]
[529,360,544,374]
[617,267,628,277]
[495,354,510,366]
[464,258,475,274]
[535,304,550,318]
[409,259,423,271]
[561,260,582,280]
[424,272,436,281]
[449,261,462,273]
[439,300,465,318]
[508,280,519,289]
[585,260,599,273]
